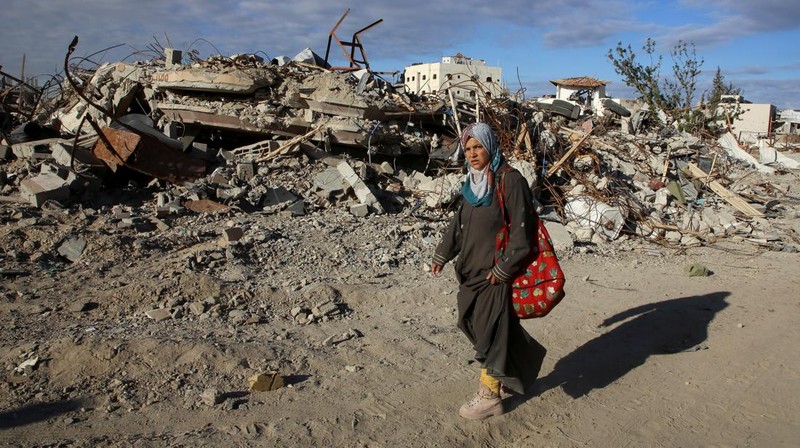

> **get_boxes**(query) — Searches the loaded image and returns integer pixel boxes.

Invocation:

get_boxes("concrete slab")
[20,173,70,207]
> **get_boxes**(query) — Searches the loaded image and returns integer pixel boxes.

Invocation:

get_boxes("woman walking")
[431,122,547,420]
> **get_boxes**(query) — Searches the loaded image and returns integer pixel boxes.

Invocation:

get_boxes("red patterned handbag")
[495,169,566,319]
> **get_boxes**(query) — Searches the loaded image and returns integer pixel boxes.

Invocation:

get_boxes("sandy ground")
[1,202,799,448]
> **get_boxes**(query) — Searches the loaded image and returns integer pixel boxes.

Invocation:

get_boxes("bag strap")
[495,166,513,255]
[495,165,514,229]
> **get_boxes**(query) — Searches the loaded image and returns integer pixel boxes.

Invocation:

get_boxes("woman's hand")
[486,271,500,285]
[431,263,443,277]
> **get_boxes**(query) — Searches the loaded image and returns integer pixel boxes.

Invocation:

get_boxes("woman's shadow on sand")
[510,291,730,408]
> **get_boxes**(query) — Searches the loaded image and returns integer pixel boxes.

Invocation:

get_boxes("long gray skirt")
[457,274,547,394]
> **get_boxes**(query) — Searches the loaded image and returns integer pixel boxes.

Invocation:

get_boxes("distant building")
[402,53,504,99]
[775,109,800,135]
[717,95,777,143]
[549,77,608,111]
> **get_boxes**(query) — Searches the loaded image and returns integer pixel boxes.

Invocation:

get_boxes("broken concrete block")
[564,197,626,241]
[543,221,574,253]
[156,193,170,208]
[292,48,328,67]
[145,308,173,321]
[152,67,273,94]
[401,171,428,189]
[54,103,89,136]
[200,388,223,406]
[67,171,104,193]
[149,217,170,232]
[716,211,738,233]
[315,168,345,193]
[20,173,70,207]
[654,188,670,207]
[350,203,369,217]
[273,55,291,66]
[164,48,182,69]
[188,303,206,317]
[314,300,339,317]
[568,184,586,197]
[379,161,394,176]
[57,238,87,262]
[337,160,384,213]
[508,160,539,191]
[11,139,57,161]
[110,62,143,83]
[50,140,104,167]
[681,235,702,247]
[573,154,594,171]
[417,173,463,208]
[155,206,172,218]
[210,170,230,186]
[236,161,256,181]
[39,162,69,180]
[217,186,245,201]
[183,199,227,214]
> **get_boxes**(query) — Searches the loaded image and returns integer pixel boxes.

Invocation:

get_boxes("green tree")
[708,67,742,107]
[663,41,703,110]
[607,39,703,113]
[706,67,745,136]
[607,38,666,112]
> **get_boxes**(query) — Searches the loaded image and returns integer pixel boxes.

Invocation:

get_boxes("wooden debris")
[546,129,593,177]
[685,162,764,217]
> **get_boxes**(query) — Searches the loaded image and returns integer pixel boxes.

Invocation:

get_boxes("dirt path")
[2,227,799,447]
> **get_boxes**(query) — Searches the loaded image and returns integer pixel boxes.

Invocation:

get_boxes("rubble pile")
[1,41,800,447]
[1,45,799,263]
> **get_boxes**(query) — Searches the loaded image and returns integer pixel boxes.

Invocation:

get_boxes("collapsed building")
[1,31,799,262]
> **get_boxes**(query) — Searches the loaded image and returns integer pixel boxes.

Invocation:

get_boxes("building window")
[433,74,437,80]
[486,77,492,82]
[422,75,426,80]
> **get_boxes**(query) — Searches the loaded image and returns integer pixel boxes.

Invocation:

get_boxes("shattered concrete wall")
[1,45,799,255]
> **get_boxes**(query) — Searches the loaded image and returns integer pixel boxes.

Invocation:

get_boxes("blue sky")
[2,0,798,109]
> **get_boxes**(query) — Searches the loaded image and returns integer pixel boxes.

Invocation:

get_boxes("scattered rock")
[248,372,284,392]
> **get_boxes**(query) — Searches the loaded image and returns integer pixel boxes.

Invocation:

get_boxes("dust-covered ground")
[1,189,799,448]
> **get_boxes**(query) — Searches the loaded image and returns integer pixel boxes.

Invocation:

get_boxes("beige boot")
[458,384,503,420]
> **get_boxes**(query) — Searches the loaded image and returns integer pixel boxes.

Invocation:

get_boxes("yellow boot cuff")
[480,369,501,394]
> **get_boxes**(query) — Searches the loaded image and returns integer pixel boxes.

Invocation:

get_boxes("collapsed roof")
[1,37,799,254]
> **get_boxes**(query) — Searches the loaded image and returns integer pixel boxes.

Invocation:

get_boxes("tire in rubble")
[538,99,580,120]
[601,98,631,117]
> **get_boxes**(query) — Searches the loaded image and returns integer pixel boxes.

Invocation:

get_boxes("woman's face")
[464,137,490,170]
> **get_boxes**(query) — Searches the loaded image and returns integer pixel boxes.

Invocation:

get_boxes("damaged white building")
[402,53,504,99]
[717,95,777,143]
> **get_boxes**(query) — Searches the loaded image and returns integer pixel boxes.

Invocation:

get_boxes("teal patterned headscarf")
[460,122,505,207]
